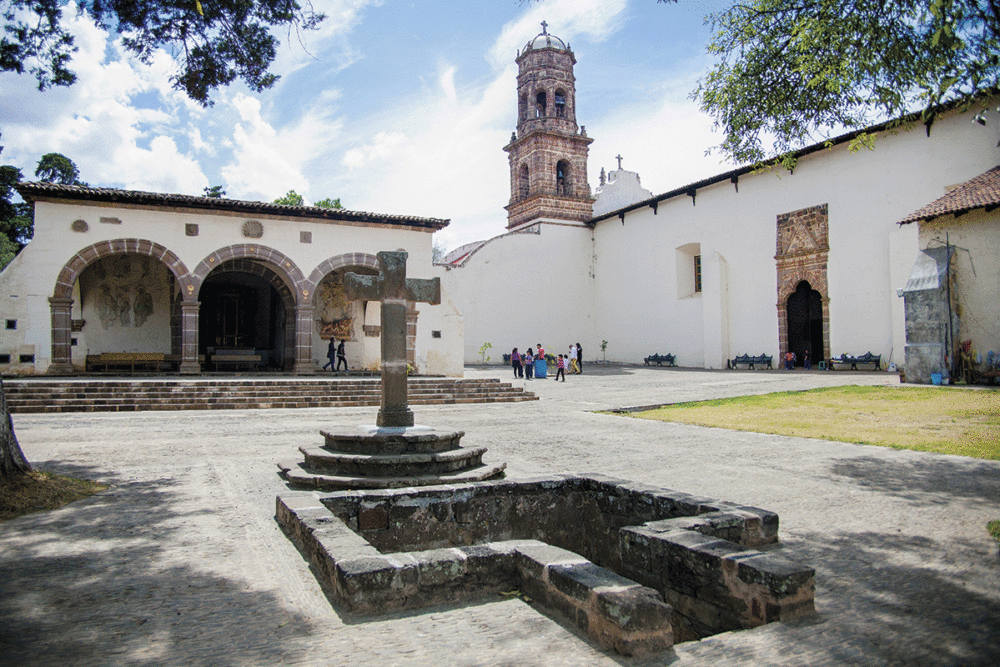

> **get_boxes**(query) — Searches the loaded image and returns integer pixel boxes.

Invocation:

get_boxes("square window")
[5,319,15,330]
[19,354,34,363]
[0,354,9,364]
[432,330,442,338]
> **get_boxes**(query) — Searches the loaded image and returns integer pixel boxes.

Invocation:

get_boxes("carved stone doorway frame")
[776,204,830,363]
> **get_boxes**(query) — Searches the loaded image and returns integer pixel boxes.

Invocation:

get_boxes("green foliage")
[0,165,32,267]
[600,339,608,360]
[313,197,342,209]
[432,239,446,263]
[273,190,304,206]
[202,185,226,198]
[988,519,1000,542]
[479,341,492,364]
[0,0,325,106]
[693,0,1000,165]
[35,153,83,185]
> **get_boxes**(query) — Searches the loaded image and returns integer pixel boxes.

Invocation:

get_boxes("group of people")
[510,343,582,382]
[784,349,811,370]
[323,338,348,371]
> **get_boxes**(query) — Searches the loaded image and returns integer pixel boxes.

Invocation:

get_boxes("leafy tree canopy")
[0,165,31,268]
[693,0,1000,165]
[35,152,84,185]
[272,189,304,206]
[1,0,325,106]
[313,197,341,209]
[202,185,226,198]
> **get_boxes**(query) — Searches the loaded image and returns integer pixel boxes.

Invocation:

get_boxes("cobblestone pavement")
[2,366,998,666]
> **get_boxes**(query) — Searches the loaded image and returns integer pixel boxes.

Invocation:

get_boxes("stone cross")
[343,251,440,428]
[615,154,623,169]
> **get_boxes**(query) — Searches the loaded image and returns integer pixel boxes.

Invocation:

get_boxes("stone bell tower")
[504,22,594,230]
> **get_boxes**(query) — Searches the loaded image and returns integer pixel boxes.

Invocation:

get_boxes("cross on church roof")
[616,154,623,170]
[541,20,548,34]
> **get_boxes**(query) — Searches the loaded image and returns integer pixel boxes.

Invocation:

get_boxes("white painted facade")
[0,191,463,376]
[442,103,1000,369]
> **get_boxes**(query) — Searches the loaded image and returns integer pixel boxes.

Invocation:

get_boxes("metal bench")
[644,353,676,367]
[728,353,773,370]
[830,352,881,370]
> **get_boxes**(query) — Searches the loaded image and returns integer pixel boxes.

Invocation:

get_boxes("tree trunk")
[0,379,31,480]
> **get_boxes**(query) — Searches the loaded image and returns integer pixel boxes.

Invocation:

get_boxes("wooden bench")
[830,352,881,370]
[644,353,676,367]
[728,353,773,370]
[211,349,261,371]
[87,352,165,373]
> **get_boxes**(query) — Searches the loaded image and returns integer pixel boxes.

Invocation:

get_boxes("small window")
[19,354,34,363]
[432,330,442,339]
[0,354,10,364]
[554,91,566,117]
[71,338,78,346]
[535,91,547,117]
[5,319,15,330]
[694,255,702,293]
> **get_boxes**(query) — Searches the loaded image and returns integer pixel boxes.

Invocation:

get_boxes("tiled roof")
[14,182,450,230]
[899,166,1000,224]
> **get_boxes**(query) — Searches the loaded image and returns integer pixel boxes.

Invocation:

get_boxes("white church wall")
[440,223,595,364]
[0,197,459,375]
[587,102,998,369]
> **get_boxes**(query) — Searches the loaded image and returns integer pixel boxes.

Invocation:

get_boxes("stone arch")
[190,244,306,303]
[307,253,381,370]
[305,252,380,295]
[48,239,193,375]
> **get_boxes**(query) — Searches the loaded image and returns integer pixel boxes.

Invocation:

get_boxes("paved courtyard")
[1,366,998,666]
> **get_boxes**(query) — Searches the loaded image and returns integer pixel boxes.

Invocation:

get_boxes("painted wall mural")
[316,274,355,341]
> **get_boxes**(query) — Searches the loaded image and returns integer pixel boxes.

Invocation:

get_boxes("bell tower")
[504,22,594,230]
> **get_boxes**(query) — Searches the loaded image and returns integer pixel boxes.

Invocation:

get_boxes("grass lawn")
[627,385,1000,460]
[1,471,108,522]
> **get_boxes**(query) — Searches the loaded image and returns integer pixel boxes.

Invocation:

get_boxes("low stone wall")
[276,473,814,656]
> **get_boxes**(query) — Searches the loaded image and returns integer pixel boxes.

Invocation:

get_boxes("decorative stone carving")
[776,204,830,360]
[242,219,264,238]
[71,219,88,233]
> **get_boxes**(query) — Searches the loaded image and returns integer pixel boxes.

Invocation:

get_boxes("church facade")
[441,27,1000,374]
[1,185,463,376]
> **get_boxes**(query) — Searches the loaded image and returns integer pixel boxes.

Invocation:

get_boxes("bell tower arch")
[504,22,594,230]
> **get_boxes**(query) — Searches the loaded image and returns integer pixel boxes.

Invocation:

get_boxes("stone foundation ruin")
[277,474,815,657]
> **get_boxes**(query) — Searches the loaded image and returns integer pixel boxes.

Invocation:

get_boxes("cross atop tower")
[541,20,548,34]
[616,154,623,169]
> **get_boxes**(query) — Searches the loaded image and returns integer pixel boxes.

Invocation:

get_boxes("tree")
[1,0,325,106]
[693,0,1000,165]
[0,378,31,481]
[314,197,342,209]
[0,164,31,266]
[272,190,303,206]
[35,153,83,185]
[202,185,226,198]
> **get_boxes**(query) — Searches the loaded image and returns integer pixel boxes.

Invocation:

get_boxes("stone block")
[594,586,672,634]
[414,548,467,587]
[547,562,635,603]
[729,552,815,595]
[335,555,419,612]
[358,505,389,531]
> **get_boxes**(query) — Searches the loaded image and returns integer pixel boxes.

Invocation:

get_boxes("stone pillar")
[48,297,75,375]
[293,303,316,375]
[179,301,202,375]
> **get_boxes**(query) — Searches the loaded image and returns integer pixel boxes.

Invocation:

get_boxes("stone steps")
[3,377,537,413]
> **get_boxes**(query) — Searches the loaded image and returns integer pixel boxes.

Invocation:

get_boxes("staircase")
[3,377,537,414]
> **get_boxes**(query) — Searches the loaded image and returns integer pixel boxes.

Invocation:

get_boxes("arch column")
[48,297,75,375]
[293,303,316,375]
[179,301,201,374]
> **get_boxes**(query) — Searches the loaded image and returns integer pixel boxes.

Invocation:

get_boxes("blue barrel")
[535,358,547,378]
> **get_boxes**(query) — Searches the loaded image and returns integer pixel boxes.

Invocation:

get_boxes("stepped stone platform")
[278,425,507,490]
[2,376,536,414]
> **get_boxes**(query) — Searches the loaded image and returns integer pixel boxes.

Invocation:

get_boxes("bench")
[728,353,773,370]
[211,349,261,371]
[87,352,165,373]
[830,352,881,371]
[644,353,676,367]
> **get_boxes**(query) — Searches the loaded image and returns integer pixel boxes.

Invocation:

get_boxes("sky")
[0,0,736,252]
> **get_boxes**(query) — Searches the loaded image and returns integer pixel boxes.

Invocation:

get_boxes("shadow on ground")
[828,455,1000,504]
[0,462,317,667]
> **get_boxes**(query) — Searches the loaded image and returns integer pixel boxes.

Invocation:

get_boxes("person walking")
[554,354,565,382]
[322,337,337,370]
[523,347,534,380]
[336,339,348,371]
[569,345,579,374]
[511,347,522,378]
[576,343,583,374]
